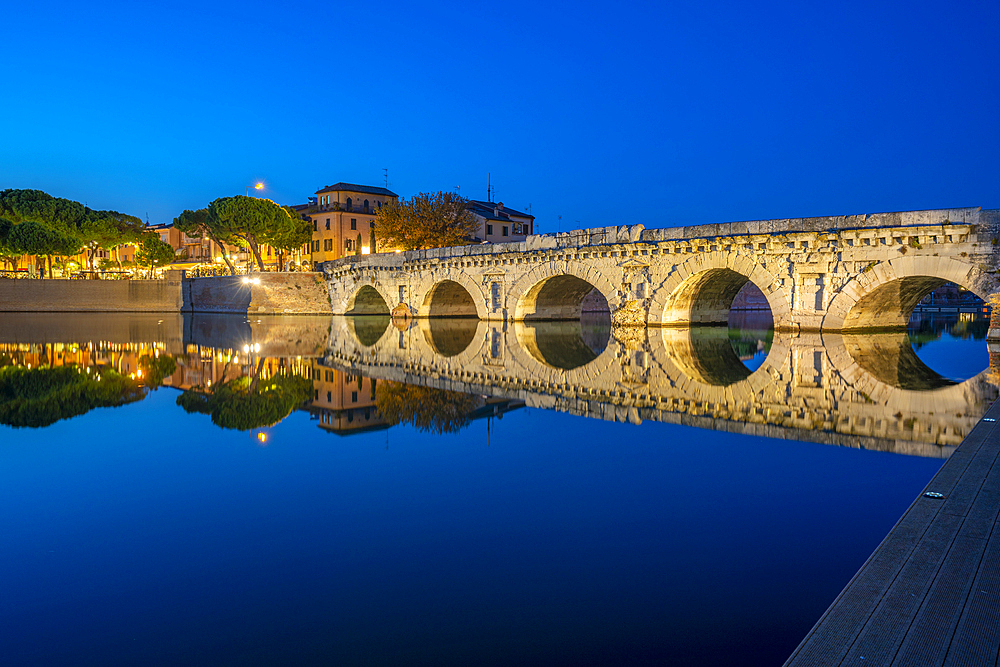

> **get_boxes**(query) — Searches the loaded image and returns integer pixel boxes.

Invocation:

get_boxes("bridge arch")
[650,252,791,327]
[822,256,998,330]
[417,276,487,318]
[344,284,393,315]
[509,265,618,321]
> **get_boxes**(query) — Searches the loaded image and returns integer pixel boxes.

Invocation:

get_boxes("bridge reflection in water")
[324,315,997,458]
[0,313,993,457]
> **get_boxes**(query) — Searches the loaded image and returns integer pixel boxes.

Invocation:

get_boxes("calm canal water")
[0,312,993,666]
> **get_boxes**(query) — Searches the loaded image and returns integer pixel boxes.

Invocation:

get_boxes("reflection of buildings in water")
[3,313,995,454]
[325,316,998,458]
[0,341,170,381]
[308,361,388,435]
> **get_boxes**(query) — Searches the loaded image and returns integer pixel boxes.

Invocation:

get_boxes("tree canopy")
[373,191,479,251]
[135,234,177,277]
[174,197,309,273]
[0,189,143,271]
[7,220,82,278]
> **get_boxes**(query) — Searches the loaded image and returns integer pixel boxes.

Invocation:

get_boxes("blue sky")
[2,0,997,231]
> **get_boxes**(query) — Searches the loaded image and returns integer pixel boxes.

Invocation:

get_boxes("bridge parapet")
[321,207,999,331]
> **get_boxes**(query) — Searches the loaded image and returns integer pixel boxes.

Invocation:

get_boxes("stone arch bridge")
[322,207,1000,331]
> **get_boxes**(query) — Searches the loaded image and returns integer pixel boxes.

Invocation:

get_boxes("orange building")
[309,183,399,263]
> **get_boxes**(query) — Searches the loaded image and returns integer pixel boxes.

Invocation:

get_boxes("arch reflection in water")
[844,333,957,391]
[419,318,480,357]
[515,312,611,370]
[329,314,995,457]
[345,315,391,347]
[659,326,772,387]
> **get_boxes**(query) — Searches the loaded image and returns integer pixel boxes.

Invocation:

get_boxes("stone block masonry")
[181,273,332,315]
[0,273,333,316]
[0,278,184,312]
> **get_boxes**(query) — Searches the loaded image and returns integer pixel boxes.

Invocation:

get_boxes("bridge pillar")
[989,293,1000,342]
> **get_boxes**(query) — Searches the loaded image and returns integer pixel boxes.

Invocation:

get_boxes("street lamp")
[246,182,264,196]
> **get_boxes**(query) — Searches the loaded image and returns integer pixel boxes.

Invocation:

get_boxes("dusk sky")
[2,0,997,231]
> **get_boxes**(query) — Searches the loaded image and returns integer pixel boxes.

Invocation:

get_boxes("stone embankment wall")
[181,273,331,315]
[0,278,184,312]
[0,273,332,315]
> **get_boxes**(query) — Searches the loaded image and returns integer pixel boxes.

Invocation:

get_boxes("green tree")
[174,207,239,275]
[267,206,313,269]
[373,191,479,251]
[0,217,20,270]
[77,210,145,272]
[8,220,82,278]
[355,232,362,256]
[0,189,144,272]
[135,233,177,278]
[138,354,177,389]
[208,196,302,271]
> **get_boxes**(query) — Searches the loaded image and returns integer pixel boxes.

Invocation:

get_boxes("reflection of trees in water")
[0,365,145,428]
[138,354,177,389]
[728,328,773,360]
[908,313,989,348]
[375,381,482,434]
[176,358,313,431]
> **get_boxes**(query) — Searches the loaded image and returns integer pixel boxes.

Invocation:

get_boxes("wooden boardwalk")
[785,398,1000,666]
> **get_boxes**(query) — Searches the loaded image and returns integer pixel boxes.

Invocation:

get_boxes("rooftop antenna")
[487,173,491,203]
[382,168,388,188]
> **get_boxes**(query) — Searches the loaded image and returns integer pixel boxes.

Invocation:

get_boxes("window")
[324,239,333,251]
[502,226,508,237]
[346,239,353,251]
[313,221,317,231]
[363,200,369,213]
[346,197,352,211]
[378,201,382,210]
[325,218,330,230]
[326,391,331,402]
[351,391,358,403]
[487,224,493,235]
[350,218,357,230]
[312,240,319,252]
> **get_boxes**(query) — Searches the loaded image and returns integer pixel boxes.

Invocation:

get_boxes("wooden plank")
[785,400,1000,666]
[841,512,962,664]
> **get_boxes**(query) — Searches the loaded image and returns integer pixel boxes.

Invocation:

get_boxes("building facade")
[466,200,534,243]
[309,183,399,263]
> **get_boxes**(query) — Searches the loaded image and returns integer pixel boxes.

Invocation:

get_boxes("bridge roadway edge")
[783,398,1000,666]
